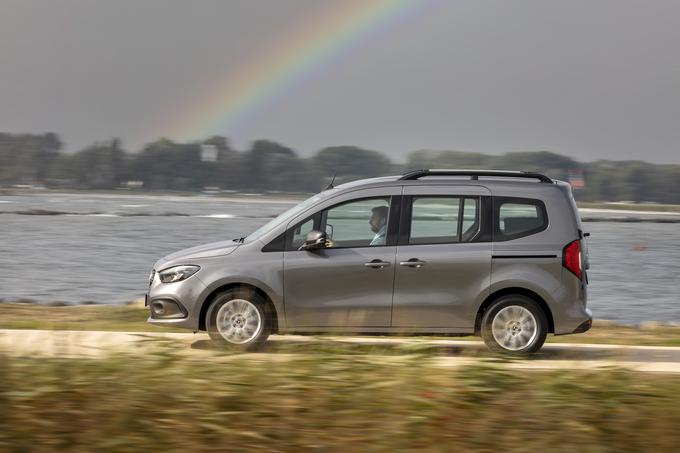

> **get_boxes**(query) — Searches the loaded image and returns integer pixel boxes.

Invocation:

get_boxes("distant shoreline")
[0,187,309,203]
[3,188,680,222]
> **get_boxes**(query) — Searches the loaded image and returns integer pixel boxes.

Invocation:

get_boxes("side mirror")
[298,230,327,251]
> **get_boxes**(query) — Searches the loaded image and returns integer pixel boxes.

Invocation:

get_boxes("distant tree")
[200,136,241,189]
[498,151,577,170]
[241,140,297,191]
[130,138,203,190]
[618,162,657,202]
[493,151,579,182]
[67,139,126,189]
[406,150,490,171]
[0,132,62,184]
[203,135,230,151]
[314,146,391,181]
[2,131,679,203]
[582,162,619,201]
[655,166,680,204]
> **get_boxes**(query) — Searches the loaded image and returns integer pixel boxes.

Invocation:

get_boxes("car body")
[147,169,592,353]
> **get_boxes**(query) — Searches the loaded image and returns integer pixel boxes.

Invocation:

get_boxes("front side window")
[495,198,547,240]
[323,197,391,248]
[290,218,316,250]
[246,190,337,243]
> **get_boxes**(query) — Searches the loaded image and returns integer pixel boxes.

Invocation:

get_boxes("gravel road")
[2,329,680,373]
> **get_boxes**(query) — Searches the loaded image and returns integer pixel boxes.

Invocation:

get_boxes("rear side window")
[410,197,460,244]
[408,196,480,245]
[494,197,547,241]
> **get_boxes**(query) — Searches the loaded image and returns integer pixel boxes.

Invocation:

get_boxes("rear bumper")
[571,318,593,334]
[554,307,593,335]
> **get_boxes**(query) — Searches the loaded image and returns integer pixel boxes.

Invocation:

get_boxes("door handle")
[399,258,426,268]
[364,259,391,269]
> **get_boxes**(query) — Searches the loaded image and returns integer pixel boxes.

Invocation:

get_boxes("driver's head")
[369,206,389,233]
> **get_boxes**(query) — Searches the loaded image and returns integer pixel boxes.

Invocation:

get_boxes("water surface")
[1,192,678,324]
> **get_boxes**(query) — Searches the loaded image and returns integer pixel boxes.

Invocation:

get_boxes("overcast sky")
[1,0,679,163]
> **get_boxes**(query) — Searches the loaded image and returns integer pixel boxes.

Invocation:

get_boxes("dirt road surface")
[2,329,680,373]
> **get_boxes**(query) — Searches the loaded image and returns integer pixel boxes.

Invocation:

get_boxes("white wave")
[87,213,119,217]
[580,208,680,216]
[0,200,14,203]
[195,214,236,219]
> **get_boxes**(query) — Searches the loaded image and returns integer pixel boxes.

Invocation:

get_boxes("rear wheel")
[481,295,547,354]
[206,288,271,350]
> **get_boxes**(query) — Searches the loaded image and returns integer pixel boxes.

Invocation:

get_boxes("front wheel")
[481,295,548,354]
[206,289,271,350]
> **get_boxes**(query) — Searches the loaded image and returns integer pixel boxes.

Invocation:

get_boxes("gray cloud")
[1,0,678,163]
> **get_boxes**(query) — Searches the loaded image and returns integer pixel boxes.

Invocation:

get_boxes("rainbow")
[154,0,433,143]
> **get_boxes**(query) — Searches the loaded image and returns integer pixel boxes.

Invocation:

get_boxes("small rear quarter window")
[495,198,547,240]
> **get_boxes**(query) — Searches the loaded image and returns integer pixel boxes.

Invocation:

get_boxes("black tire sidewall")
[206,289,271,349]
[481,295,548,354]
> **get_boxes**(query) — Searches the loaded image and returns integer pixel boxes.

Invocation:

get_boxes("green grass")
[0,303,184,333]
[2,303,680,346]
[548,321,680,347]
[1,350,680,451]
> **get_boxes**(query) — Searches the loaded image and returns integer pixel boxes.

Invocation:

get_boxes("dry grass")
[1,349,680,452]
[0,303,185,333]
[548,321,680,346]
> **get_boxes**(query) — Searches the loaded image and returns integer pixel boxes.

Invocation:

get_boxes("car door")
[391,185,492,328]
[283,188,401,327]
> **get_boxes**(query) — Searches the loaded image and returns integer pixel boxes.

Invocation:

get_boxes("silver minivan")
[147,170,592,353]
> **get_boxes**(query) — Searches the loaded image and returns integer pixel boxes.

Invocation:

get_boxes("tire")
[206,288,272,350]
[481,295,548,354]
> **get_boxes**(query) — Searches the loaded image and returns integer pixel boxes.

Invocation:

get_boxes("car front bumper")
[145,271,206,331]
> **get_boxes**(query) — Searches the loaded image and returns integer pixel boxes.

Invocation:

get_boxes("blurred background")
[2,1,680,451]
[1,0,679,325]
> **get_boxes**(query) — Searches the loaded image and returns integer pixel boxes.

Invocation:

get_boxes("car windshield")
[245,190,334,242]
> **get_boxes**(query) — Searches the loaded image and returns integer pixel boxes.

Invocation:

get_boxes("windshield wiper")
[232,236,245,243]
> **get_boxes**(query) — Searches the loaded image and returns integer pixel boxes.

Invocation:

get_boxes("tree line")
[1,132,679,203]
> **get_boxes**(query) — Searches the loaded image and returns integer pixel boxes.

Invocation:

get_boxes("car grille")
[149,270,155,287]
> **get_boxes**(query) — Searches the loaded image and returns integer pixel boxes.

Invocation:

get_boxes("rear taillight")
[563,240,582,279]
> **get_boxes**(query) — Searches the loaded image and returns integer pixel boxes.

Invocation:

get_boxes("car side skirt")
[277,326,476,334]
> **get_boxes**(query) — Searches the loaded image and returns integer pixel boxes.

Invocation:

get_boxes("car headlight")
[158,265,200,283]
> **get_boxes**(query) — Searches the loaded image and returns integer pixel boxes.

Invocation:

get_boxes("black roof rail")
[398,169,553,183]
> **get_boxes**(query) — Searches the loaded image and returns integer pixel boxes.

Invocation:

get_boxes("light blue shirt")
[370,224,387,246]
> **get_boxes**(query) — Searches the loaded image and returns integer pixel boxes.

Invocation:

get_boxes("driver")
[369,205,389,246]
